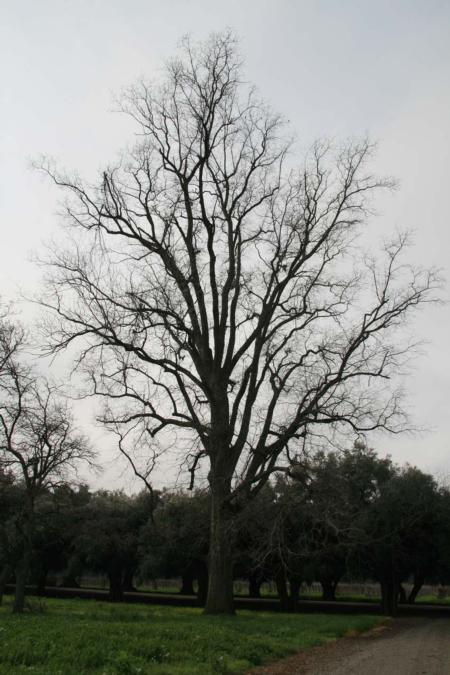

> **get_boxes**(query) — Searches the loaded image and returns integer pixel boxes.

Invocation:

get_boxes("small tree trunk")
[36,568,48,596]
[398,584,407,603]
[380,579,398,616]
[122,568,136,592]
[321,580,337,601]
[61,574,80,588]
[408,574,425,604]
[204,471,235,615]
[108,570,124,602]
[13,554,30,613]
[180,566,195,595]
[248,570,264,598]
[196,562,209,605]
[13,507,34,614]
[289,577,301,611]
[0,564,12,606]
[275,570,290,611]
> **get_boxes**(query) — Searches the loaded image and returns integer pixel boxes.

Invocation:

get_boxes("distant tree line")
[1,443,449,616]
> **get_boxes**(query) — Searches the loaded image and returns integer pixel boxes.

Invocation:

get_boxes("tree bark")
[13,552,30,613]
[108,570,124,602]
[275,570,290,611]
[248,570,264,598]
[196,562,209,605]
[204,470,235,614]
[36,568,48,596]
[398,584,407,603]
[289,577,301,611]
[61,574,80,588]
[13,506,34,614]
[408,574,424,604]
[0,564,12,606]
[321,580,338,601]
[380,579,398,616]
[180,566,195,595]
[122,567,136,592]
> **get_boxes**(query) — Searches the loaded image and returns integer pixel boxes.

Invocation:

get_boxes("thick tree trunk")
[204,472,235,615]
[408,574,425,604]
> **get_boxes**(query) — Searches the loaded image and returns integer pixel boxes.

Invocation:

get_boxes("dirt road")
[250,617,450,674]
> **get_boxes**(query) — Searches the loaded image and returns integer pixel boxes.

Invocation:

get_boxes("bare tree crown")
[38,32,438,499]
[0,311,94,494]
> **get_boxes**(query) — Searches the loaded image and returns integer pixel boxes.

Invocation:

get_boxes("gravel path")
[249,617,450,674]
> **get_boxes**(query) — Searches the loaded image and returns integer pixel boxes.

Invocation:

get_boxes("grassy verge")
[0,597,382,674]
[416,594,450,605]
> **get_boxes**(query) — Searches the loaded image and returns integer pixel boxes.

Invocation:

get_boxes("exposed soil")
[249,617,450,674]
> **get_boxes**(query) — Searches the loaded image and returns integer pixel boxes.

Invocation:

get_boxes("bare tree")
[37,32,438,613]
[0,310,94,612]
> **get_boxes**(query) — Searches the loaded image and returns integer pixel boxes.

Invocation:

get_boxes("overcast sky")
[1,0,449,488]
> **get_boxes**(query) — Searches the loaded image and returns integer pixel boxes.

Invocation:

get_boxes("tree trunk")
[108,570,124,602]
[122,567,136,592]
[13,554,30,613]
[275,570,290,611]
[13,507,34,614]
[204,471,235,615]
[0,564,12,606]
[289,577,301,611]
[180,566,195,595]
[248,570,264,598]
[196,562,209,605]
[61,574,80,588]
[36,568,48,596]
[380,579,398,616]
[321,580,337,601]
[398,584,407,603]
[408,574,424,604]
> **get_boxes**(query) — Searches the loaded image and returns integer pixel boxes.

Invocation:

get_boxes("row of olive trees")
[247,445,450,615]
[2,443,449,615]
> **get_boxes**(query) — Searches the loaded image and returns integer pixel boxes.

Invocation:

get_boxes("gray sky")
[1,0,449,488]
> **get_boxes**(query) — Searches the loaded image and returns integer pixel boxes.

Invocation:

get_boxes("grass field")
[0,597,382,674]
[416,594,450,605]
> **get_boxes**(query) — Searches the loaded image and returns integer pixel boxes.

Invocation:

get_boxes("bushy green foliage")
[0,597,382,674]
[140,489,209,580]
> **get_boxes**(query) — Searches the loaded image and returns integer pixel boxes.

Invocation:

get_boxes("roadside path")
[250,617,450,674]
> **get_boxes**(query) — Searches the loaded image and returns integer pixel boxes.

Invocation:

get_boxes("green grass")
[416,594,450,605]
[0,597,383,674]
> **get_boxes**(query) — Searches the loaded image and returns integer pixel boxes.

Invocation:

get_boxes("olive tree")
[38,32,437,613]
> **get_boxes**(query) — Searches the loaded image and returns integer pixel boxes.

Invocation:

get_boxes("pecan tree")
[38,32,437,613]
